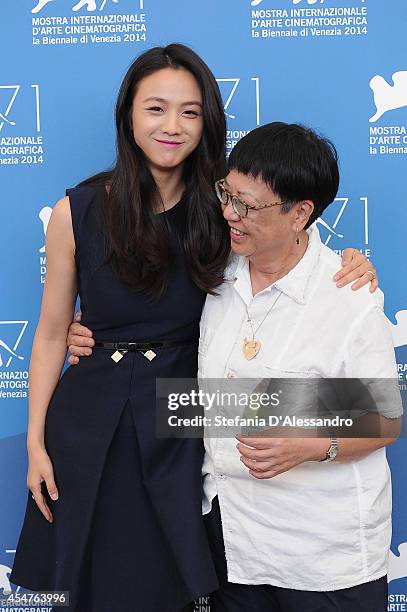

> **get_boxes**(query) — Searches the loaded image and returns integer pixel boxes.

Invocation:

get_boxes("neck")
[150,164,185,212]
[249,231,309,295]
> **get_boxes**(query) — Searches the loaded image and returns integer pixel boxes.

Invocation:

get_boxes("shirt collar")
[232,223,323,305]
[224,254,240,281]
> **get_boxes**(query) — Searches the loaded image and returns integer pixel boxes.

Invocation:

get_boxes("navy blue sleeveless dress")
[10,183,218,611]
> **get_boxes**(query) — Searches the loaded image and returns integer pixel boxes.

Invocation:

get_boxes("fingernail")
[333,274,339,281]
[51,493,58,500]
[336,281,344,287]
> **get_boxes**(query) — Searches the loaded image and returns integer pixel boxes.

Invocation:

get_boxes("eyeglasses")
[215,179,286,218]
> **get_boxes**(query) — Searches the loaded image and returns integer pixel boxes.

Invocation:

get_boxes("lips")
[229,225,247,237]
[155,139,183,147]
[229,226,248,243]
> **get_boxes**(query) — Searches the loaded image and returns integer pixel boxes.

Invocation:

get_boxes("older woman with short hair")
[201,122,402,612]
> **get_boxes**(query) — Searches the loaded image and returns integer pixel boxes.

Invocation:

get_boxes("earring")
[296,227,300,245]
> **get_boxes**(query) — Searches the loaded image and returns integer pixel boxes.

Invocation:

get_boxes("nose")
[162,110,181,135]
[222,201,240,222]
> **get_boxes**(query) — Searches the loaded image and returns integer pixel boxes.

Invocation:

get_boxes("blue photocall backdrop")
[1,1,406,610]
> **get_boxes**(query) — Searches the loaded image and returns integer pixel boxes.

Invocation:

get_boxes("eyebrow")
[142,96,202,107]
[224,179,259,202]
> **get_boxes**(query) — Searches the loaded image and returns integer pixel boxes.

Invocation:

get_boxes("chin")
[150,157,185,172]
[230,242,250,256]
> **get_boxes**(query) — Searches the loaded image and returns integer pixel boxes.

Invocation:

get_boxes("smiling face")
[131,67,204,174]
[222,170,313,262]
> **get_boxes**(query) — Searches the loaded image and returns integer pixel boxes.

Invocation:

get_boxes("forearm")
[335,435,399,462]
[334,413,401,461]
[311,418,401,462]
[27,332,70,450]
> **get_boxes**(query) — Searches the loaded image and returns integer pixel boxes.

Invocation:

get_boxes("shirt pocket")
[261,365,320,422]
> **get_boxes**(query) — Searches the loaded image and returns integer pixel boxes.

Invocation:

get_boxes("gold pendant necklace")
[242,338,261,361]
[242,292,282,360]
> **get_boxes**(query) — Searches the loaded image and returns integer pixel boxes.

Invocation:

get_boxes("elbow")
[383,416,403,446]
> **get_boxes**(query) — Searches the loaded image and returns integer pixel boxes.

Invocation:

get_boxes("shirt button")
[218,474,227,480]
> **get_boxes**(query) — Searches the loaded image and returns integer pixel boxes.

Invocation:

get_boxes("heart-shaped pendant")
[242,338,261,360]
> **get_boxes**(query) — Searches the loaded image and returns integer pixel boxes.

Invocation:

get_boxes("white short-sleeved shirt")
[200,223,402,591]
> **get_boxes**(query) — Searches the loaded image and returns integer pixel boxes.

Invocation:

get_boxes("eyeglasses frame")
[215,178,287,218]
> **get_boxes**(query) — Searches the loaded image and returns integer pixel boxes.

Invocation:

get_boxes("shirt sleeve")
[343,305,403,418]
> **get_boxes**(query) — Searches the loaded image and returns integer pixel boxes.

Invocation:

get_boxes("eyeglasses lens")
[216,183,247,217]
[232,197,246,218]
[216,183,228,206]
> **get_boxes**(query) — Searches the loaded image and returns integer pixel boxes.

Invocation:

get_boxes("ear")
[292,200,314,230]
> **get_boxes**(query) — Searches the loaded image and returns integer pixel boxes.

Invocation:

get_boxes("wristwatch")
[321,436,338,462]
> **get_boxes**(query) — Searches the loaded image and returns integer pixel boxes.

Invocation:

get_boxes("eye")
[183,109,201,118]
[146,106,164,113]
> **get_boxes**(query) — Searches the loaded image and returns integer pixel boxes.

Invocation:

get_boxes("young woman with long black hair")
[10,44,376,612]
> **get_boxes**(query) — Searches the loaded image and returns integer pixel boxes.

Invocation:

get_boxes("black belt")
[94,336,198,352]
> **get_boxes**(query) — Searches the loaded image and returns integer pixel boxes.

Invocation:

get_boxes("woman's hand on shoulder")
[333,248,378,293]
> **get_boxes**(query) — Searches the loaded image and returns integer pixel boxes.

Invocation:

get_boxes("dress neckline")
[100,182,185,216]
[159,196,185,215]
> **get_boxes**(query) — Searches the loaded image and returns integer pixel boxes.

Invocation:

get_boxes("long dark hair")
[82,43,229,298]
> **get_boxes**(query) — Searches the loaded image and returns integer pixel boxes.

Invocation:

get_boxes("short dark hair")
[228,122,339,228]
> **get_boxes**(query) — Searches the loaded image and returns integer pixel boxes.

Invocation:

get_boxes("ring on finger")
[366,270,376,280]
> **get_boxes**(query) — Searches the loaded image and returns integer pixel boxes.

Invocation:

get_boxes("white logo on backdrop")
[369,71,407,123]
[388,543,407,584]
[39,206,53,253]
[391,311,407,348]
[216,78,261,126]
[317,197,369,247]
[32,0,144,12]
[0,341,24,368]
[0,322,28,369]
[0,565,12,595]
[33,0,57,11]
[0,114,15,128]
[316,217,343,240]
[0,86,19,132]
[0,85,41,133]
